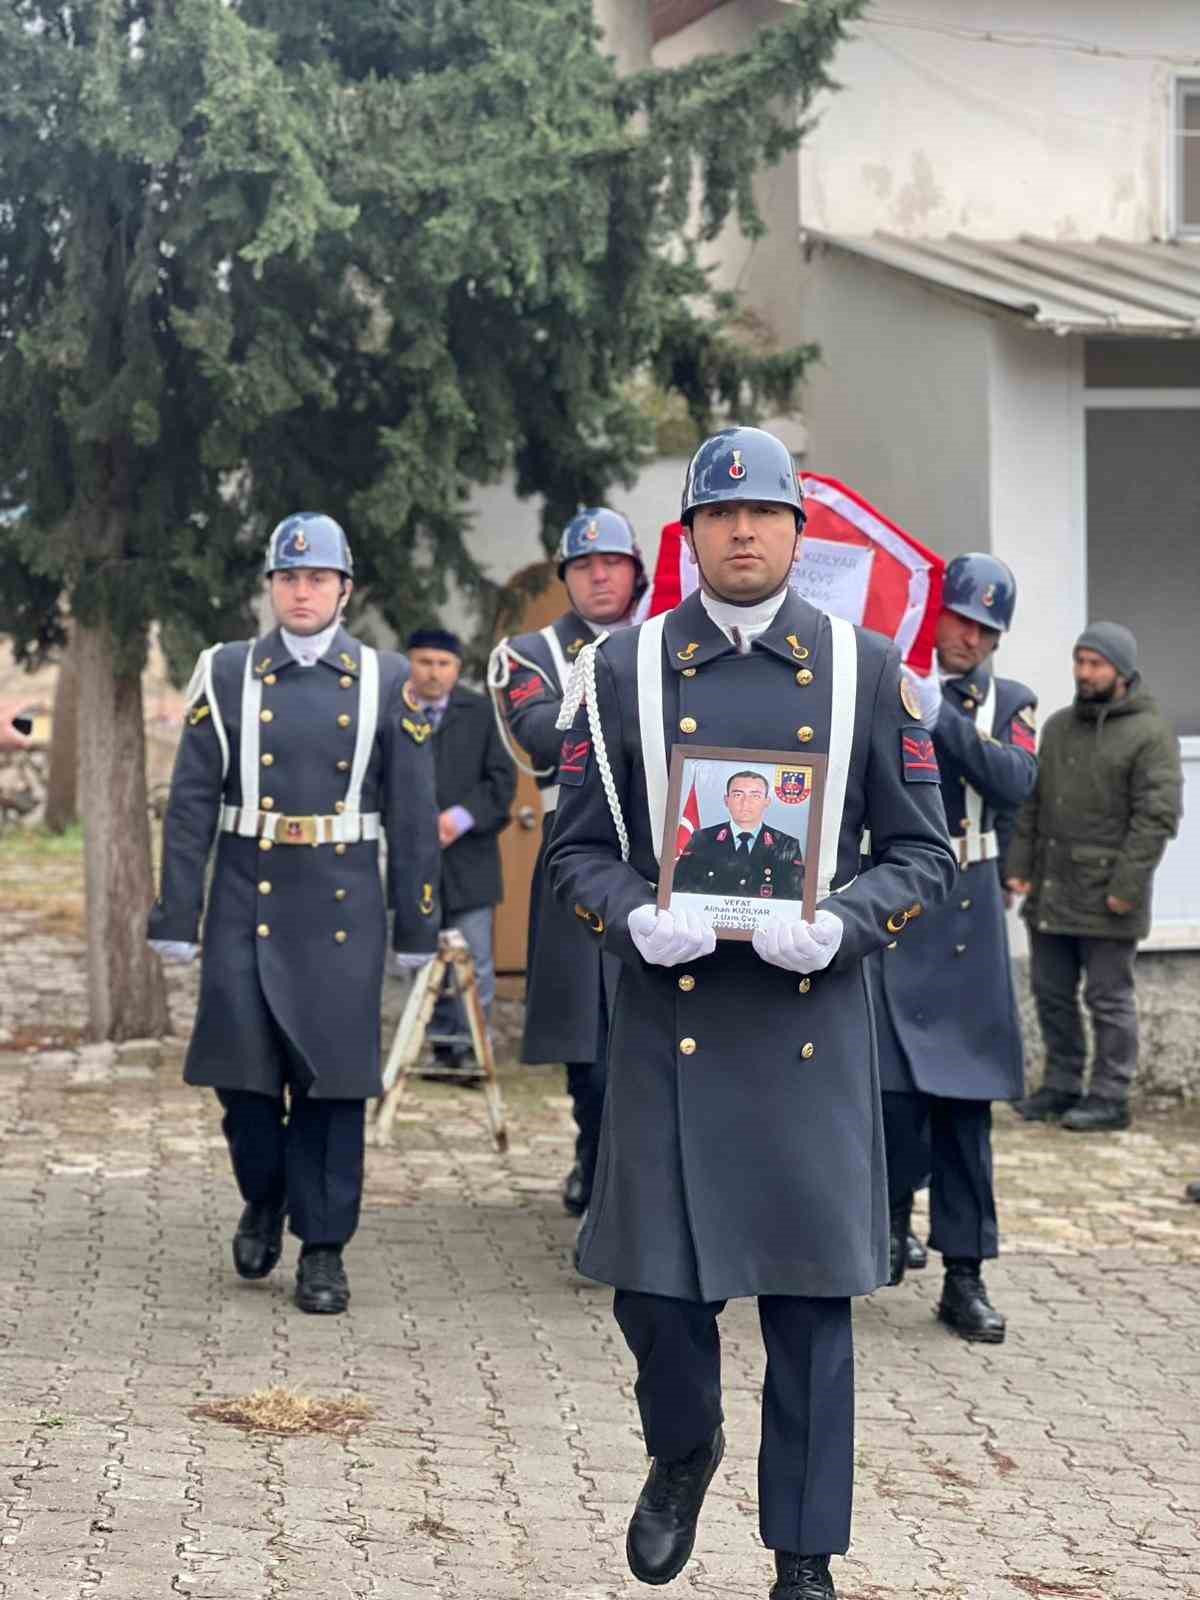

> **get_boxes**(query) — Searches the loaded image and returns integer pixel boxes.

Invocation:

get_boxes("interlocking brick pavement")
[1,895,1199,1597]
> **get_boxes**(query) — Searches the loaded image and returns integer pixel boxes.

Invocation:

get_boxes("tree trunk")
[43,627,80,834]
[76,615,171,1042]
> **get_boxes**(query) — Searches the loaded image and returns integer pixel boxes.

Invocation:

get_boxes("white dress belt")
[219,804,381,845]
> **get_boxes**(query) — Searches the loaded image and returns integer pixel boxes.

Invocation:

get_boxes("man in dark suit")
[674,770,805,901]
[405,628,517,1076]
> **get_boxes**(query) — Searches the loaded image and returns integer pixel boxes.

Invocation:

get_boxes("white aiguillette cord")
[554,629,632,861]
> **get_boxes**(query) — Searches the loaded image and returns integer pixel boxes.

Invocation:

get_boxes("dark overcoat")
[544,589,957,1303]
[432,684,517,915]
[502,610,614,1064]
[674,821,805,901]
[147,626,440,1100]
[870,669,1037,1104]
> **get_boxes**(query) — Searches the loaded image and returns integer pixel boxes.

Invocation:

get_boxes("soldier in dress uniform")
[871,553,1037,1344]
[674,770,805,900]
[489,508,646,1218]
[147,513,440,1315]
[544,428,956,1600]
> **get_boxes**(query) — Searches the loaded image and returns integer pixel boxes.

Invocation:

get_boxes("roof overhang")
[803,231,1200,337]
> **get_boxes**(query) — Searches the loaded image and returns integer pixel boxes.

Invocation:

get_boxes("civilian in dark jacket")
[1006,622,1182,1131]
[406,629,516,1071]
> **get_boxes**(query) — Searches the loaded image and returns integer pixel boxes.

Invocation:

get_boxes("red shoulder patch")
[901,730,940,783]
[509,677,544,708]
[1010,718,1036,754]
[558,736,591,785]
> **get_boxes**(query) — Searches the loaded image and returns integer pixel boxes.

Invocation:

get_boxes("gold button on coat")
[955,944,967,955]
[963,698,975,711]
[679,716,697,734]
[797,726,814,744]
[801,1042,815,1059]
[258,881,271,894]
[261,753,274,767]
[340,675,353,688]
[961,898,972,910]
[682,667,697,677]
[337,760,350,772]
[798,977,811,993]
[795,669,813,686]
[260,709,273,723]
[678,975,695,992]
[337,714,351,729]
[263,674,277,686]
[334,843,347,856]
[259,839,273,853]
[261,797,274,810]
[256,923,270,938]
[334,930,348,944]
[679,1037,697,1055]
[334,801,346,814]
[335,889,347,901]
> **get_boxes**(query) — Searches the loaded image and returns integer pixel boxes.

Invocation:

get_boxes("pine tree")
[0,0,862,1038]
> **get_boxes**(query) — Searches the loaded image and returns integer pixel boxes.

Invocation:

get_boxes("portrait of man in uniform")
[661,750,823,934]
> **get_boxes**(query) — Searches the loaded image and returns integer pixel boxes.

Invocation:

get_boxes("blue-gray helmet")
[556,507,647,595]
[264,512,353,577]
[681,426,806,528]
[943,552,1016,632]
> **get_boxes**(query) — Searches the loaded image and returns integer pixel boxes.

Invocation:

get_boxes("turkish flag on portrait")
[640,474,945,674]
[674,779,700,860]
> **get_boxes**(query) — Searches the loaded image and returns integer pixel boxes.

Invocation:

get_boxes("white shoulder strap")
[236,644,263,835]
[344,646,379,816]
[539,622,574,694]
[817,616,858,900]
[964,675,999,841]
[637,614,669,861]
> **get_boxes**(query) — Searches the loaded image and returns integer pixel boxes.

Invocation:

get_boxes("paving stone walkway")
[1,886,1199,1597]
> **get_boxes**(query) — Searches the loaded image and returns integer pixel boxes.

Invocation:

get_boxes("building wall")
[800,0,1190,240]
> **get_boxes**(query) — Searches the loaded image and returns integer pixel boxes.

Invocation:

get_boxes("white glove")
[628,904,716,968]
[752,910,844,975]
[901,665,941,730]
[149,940,199,965]
[393,951,432,974]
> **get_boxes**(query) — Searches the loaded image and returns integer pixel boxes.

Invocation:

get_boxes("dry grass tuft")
[192,1386,373,1437]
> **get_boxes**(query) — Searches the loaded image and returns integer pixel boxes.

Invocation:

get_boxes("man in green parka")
[1005,622,1182,1131]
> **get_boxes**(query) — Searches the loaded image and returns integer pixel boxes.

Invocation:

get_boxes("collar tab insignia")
[254,657,273,676]
[677,641,700,661]
[566,637,587,658]
[339,652,358,673]
[786,634,810,662]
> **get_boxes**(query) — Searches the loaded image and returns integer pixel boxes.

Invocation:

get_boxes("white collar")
[583,612,633,637]
[281,618,340,667]
[700,586,790,648]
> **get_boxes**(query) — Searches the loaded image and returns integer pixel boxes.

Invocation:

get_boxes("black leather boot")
[937,1259,1005,1343]
[887,1196,913,1287]
[1014,1087,1080,1122]
[905,1232,927,1271]
[770,1552,836,1598]
[294,1246,350,1314]
[1060,1095,1130,1132]
[562,1160,589,1217]
[626,1426,724,1585]
[232,1202,286,1280]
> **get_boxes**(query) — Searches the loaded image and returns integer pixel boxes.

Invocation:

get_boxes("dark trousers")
[564,983,609,1198]
[216,1088,366,1248]
[613,1289,854,1555]
[1029,931,1139,1103]
[883,1092,997,1261]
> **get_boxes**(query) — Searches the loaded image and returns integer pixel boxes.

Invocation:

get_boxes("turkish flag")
[641,474,944,673]
[675,779,700,860]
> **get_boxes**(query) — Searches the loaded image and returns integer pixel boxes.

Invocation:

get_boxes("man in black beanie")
[1006,622,1181,1131]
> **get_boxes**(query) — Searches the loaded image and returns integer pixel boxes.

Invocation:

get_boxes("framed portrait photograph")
[657,746,828,940]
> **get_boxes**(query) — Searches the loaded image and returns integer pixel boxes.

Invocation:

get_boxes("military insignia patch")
[773,765,813,804]
[254,657,273,677]
[677,642,700,661]
[402,716,432,745]
[1011,709,1037,754]
[419,883,435,916]
[585,520,599,541]
[566,638,587,658]
[899,676,923,721]
[786,634,810,662]
[509,678,543,708]
[728,450,746,481]
[188,703,211,727]
[901,731,940,783]
[558,736,591,786]
[981,583,995,608]
[339,652,358,674]
[294,531,309,553]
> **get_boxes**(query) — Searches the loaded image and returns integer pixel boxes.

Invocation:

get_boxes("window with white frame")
[1176,79,1200,237]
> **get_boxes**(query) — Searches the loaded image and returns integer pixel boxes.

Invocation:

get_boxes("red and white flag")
[675,779,700,860]
[639,473,945,673]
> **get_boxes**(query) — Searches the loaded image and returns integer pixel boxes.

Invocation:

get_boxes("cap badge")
[981,583,995,607]
[293,531,308,553]
[585,520,599,541]
[728,450,746,481]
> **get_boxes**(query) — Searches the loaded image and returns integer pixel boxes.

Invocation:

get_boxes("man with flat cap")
[1007,620,1181,1133]
[148,513,440,1315]
[545,427,956,1600]
[405,626,516,1077]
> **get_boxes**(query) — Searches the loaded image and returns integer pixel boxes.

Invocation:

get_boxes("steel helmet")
[942,552,1016,632]
[681,426,806,528]
[264,512,354,578]
[556,507,647,596]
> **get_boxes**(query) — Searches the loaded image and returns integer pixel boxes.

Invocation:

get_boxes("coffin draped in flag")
[642,473,945,673]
